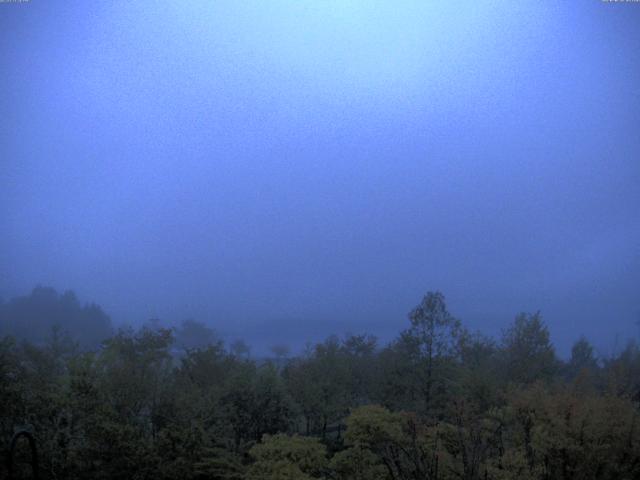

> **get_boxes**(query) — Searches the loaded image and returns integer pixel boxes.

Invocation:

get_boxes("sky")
[1,0,639,356]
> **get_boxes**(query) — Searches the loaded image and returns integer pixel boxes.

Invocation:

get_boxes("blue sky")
[1,1,639,355]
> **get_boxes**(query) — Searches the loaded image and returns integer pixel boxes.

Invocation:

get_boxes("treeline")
[0,287,112,348]
[1,291,639,479]
[0,287,219,351]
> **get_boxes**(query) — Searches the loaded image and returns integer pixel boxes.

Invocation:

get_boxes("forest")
[3,0,639,478]
[1,288,639,479]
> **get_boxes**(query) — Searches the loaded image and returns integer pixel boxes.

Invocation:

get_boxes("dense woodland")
[1,288,639,479]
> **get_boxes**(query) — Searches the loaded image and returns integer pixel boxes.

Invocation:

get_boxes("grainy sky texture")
[1,1,639,355]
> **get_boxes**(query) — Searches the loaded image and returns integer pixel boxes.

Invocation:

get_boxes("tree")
[383,291,462,415]
[602,340,640,400]
[96,325,175,457]
[283,355,323,436]
[220,363,295,451]
[270,344,291,372]
[330,446,387,480]
[438,398,502,480]
[501,312,557,384]
[565,336,599,389]
[457,331,501,412]
[246,434,327,480]
[501,384,640,480]
[174,319,217,351]
[284,336,351,438]
[569,336,597,371]
[0,286,112,348]
[341,334,378,407]
[230,339,251,359]
[341,405,440,480]
[2,286,639,479]
[270,344,291,360]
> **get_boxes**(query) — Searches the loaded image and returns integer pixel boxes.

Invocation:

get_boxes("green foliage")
[501,312,558,385]
[601,340,640,400]
[1,290,638,479]
[341,405,440,480]
[247,434,327,479]
[221,363,295,451]
[498,384,640,480]
[284,335,365,437]
[379,291,463,416]
[330,447,387,480]
[457,332,502,412]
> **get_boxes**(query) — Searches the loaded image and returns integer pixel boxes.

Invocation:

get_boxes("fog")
[1,1,639,356]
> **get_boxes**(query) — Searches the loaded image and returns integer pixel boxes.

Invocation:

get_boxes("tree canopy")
[1,289,638,479]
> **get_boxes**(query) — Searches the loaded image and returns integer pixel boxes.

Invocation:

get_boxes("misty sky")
[1,1,639,356]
